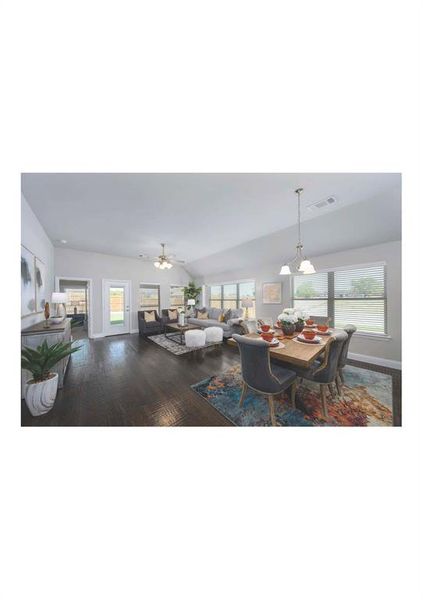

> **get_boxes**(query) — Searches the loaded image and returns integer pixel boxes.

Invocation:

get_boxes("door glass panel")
[109,287,125,325]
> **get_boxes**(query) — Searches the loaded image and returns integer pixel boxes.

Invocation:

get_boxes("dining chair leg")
[290,381,297,409]
[339,368,345,384]
[335,375,343,397]
[320,385,328,418]
[329,383,337,400]
[239,382,248,407]
[268,395,277,426]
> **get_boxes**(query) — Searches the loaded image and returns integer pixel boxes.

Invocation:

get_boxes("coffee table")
[164,323,202,345]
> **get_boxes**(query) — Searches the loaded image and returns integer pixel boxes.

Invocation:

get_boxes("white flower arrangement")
[294,308,309,321]
[277,312,298,324]
[282,307,309,321]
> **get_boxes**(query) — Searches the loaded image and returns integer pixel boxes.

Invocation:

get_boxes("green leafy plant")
[183,281,202,304]
[21,340,81,383]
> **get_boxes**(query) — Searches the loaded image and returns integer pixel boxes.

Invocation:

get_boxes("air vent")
[307,196,337,211]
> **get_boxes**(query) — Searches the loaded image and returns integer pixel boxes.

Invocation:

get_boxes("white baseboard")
[130,328,139,334]
[90,333,105,339]
[348,352,401,370]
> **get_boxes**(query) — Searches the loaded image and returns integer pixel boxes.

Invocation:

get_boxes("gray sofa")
[187,307,245,339]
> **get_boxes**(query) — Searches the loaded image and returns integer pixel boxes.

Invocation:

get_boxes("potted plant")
[277,311,298,336]
[282,308,309,332]
[183,281,202,305]
[21,339,81,416]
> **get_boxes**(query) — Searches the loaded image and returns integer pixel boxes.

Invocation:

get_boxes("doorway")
[102,279,131,336]
[56,277,92,340]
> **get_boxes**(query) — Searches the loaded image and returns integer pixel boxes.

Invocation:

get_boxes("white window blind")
[293,272,328,317]
[334,265,386,333]
[292,265,387,334]
[139,284,160,312]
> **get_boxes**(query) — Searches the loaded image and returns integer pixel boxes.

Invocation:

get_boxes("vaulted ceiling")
[22,173,401,270]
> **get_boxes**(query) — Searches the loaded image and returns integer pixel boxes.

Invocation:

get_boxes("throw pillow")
[197,311,208,320]
[168,309,178,320]
[144,311,156,323]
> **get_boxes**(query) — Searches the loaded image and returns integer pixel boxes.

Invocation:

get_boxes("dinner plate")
[315,329,332,336]
[296,334,322,344]
[257,328,275,334]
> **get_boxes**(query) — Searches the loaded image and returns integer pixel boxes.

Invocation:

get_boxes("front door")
[103,280,131,336]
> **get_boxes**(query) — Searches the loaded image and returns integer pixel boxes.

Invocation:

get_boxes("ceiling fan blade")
[171,259,186,264]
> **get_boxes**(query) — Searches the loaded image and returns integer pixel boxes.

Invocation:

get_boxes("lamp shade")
[187,299,196,306]
[51,292,67,303]
[241,297,253,308]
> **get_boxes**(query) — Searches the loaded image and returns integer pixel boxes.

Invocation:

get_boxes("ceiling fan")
[139,243,185,270]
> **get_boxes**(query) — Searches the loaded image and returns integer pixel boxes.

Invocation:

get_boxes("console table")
[21,318,72,396]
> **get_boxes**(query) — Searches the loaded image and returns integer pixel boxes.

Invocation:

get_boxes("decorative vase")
[295,320,304,333]
[179,313,185,326]
[24,373,59,416]
[281,322,296,336]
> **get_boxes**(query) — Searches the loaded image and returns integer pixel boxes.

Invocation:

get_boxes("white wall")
[54,247,192,336]
[197,240,401,366]
[21,194,55,329]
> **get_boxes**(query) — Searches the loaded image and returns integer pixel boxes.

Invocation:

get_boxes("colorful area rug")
[148,334,222,355]
[191,364,393,426]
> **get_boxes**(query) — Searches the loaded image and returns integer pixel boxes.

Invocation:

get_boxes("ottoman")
[205,326,223,344]
[185,329,206,348]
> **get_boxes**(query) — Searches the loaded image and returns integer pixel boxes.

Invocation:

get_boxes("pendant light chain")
[279,187,316,275]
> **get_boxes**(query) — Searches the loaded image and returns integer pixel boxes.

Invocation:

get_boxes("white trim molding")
[348,352,401,371]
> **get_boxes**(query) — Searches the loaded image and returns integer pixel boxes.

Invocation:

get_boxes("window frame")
[170,285,185,310]
[207,281,256,313]
[139,283,161,313]
[292,264,388,336]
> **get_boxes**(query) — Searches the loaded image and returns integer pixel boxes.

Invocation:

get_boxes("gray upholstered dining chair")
[292,331,348,418]
[232,334,297,426]
[336,324,357,392]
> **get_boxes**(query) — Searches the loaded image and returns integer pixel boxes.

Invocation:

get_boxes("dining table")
[227,328,335,369]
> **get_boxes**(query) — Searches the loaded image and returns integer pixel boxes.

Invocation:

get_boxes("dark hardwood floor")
[21,334,402,426]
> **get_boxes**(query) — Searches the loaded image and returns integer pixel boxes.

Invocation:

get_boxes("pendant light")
[279,188,316,275]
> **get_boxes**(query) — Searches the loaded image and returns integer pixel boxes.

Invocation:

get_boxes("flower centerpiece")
[277,311,298,336]
[292,308,309,332]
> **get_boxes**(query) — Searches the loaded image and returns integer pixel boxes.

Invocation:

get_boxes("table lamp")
[241,297,253,320]
[51,292,67,320]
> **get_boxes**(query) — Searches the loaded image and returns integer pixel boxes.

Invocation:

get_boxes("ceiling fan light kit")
[279,188,316,276]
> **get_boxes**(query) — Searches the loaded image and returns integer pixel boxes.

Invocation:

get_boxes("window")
[293,272,328,318]
[292,264,387,334]
[170,285,185,309]
[64,288,87,315]
[207,281,256,319]
[334,265,386,334]
[139,284,160,312]
[210,285,223,309]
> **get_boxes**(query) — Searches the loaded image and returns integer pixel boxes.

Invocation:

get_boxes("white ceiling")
[22,173,400,264]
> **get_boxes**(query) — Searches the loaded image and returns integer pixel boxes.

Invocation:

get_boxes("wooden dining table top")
[227,330,335,369]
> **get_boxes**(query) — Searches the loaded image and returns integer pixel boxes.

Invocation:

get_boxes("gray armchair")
[138,310,162,336]
[232,334,297,426]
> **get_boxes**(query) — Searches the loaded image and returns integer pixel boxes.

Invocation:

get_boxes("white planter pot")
[179,314,185,326]
[24,373,59,416]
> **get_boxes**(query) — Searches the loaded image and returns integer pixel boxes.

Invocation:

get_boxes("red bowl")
[261,324,270,332]
[306,319,314,326]
[261,333,274,342]
[317,324,328,332]
[303,330,316,340]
